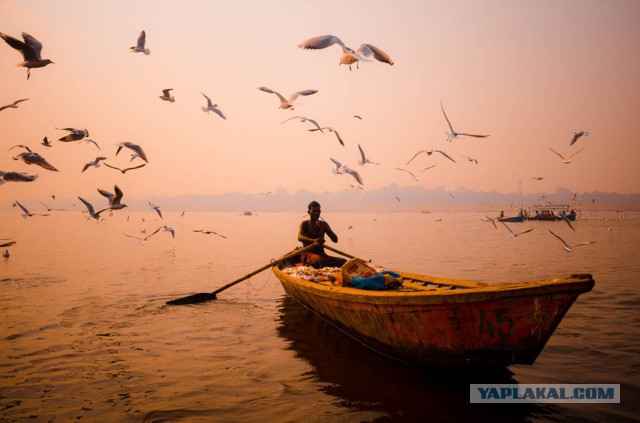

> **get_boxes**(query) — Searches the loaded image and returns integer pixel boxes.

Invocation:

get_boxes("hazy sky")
[2,0,639,204]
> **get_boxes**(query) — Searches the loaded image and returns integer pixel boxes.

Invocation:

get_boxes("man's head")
[307,201,321,221]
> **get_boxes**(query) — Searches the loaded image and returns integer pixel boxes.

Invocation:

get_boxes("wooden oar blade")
[166,292,217,306]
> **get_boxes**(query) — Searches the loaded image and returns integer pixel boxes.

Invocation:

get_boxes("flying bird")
[38,201,65,212]
[559,211,576,231]
[400,165,434,179]
[548,229,595,252]
[82,156,108,172]
[330,158,362,184]
[463,156,478,164]
[308,126,345,146]
[281,115,323,132]
[0,98,29,112]
[358,144,379,166]
[162,225,175,238]
[531,177,544,180]
[57,127,89,142]
[97,185,127,210]
[2,250,9,259]
[12,151,59,171]
[159,89,174,102]
[481,215,497,229]
[0,171,38,184]
[500,221,534,238]
[570,130,589,146]
[258,87,318,110]
[550,147,584,164]
[41,137,52,147]
[81,139,101,150]
[124,227,163,245]
[193,229,227,238]
[103,162,147,174]
[0,32,53,79]
[116,141,148,162]
[15,200,49,218]
[298,35,394,70]
[200,92,226,119]
[406,149,456,165]
[441,100,489,142]
[130,30,150,55]
[149,201,163,219]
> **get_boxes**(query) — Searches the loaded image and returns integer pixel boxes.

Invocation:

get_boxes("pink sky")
[1,0,639,204]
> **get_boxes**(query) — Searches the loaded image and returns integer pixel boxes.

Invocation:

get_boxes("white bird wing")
[355,44,394,65]
[406,150,427,165]
[15,200,30,215]
[306,118,323,132]
[440,101,455,134]
[343,167,363,185]
[212,106,226,119]
[515,228,535,237]
[298,35,346,50]
[500,221,516,237]
[573,241,595,248]
[78,196,96,216]
[201,92,213,108]
[330,157,343,172]
[257,86,275,94]
[548,229,572,250]
[289,90,317,103]
[435,150,456,163]
[549,148,566,160]
[112,185,124,206]
[358,144,366,162]
[569,148,585,158]
[281,116,302,124]
[97,188,115,203]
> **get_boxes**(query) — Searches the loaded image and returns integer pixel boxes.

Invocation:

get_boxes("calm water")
[1,210,638,422]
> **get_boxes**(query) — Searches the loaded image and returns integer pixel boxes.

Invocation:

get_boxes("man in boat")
[298,201,347,268]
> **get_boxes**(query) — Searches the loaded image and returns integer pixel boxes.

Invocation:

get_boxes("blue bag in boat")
[351,271,401,290]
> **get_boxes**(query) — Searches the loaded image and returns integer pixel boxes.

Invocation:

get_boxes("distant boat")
[274,247,594,366]
[497,215,524,222]
[524,205,576,221]
[243,211,253,216]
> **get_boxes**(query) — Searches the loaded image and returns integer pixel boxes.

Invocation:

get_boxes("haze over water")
[1,210,638,422]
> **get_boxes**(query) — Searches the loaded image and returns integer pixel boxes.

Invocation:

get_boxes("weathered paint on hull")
[274,268,594,366]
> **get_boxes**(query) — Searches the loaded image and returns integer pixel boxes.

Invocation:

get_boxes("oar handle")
[211,242,319,296]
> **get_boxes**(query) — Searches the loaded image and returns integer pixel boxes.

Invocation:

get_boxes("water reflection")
[276,295,555,422]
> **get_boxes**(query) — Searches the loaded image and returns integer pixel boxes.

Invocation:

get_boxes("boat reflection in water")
[276,296,556,422]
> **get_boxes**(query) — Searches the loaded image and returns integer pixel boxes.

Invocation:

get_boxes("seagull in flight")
[159,89,174,102]
[130,30,150,55]
[531,176,544,180]
[193,229,227,238]
[38,201,65,212]
[41,137,52,147]
[463,156,478,164]
[281,116,323,132]
[570,130,589,146]
[406,149,456,165]
[500,221,534,238]
[162,225,175,238]
[97,185,127,210]
[0,171,38,184]
[308,127,345,146]
[116,141,148,162]
[258,87,318,110]
[559,211,576,231]
[0,32,53,79]
[397,166,437,181]
[124,227,163,245]
[82,156,108,172]
[200,92,226,119]
[0,98,29,112]
[298,35,394,71]
[13,151,59,171]
[481,215,497,229]
[103,162,147,174]
[57,128,89,142]
[550,147,584,164]
[358,144,379,166]
[548,229,595,252]
[330,158,363,185]
[441,100,489,142]
[15,200,49,218]
[149,201,163,219]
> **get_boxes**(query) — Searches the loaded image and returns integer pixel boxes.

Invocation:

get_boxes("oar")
[166,242,319,305]
[323,244,357,260]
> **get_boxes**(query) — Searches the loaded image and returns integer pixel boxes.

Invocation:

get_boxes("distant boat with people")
[523,204,577,221]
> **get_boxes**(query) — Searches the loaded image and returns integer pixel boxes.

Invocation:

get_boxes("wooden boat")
[273,249,594,367]
[497,215,524,222]
[524,204,577,221]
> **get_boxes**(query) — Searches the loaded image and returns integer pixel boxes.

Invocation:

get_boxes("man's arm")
[323,222,338,243]
[298,221,324,244]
